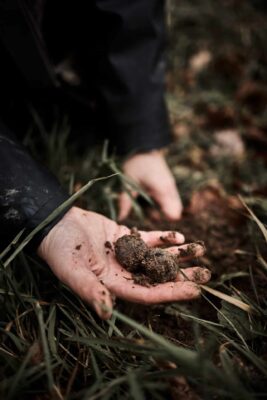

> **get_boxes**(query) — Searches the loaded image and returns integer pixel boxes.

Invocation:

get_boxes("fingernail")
[101,309,113,320]
[202,269,211,281]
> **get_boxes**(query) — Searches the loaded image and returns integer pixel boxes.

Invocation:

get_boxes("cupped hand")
[38,207,210,319]
[119,150,183,221]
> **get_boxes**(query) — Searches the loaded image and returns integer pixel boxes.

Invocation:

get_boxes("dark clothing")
[0,122,70,251]
[0,0,170,251]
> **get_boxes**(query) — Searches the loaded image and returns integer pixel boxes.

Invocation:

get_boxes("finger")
[166,243,205,260]
[109,277,201,304]
[92,297,113,320]
[152,184,183,221]
[62,265,114,320]
[118,191,138,221]
[105,266,200,303]
[139,230,185,247]
[176,267,211,284]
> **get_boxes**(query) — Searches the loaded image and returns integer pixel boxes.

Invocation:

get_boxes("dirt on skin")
[114,233,179,285]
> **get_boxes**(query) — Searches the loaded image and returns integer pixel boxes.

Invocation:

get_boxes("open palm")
[38,207,210,319]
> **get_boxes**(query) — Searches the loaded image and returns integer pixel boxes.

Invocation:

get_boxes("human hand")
[119,150,183,221]
[38,207,210,319]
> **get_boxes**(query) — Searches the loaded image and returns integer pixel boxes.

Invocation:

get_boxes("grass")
[1,0,267,398]
[0,167,266,399]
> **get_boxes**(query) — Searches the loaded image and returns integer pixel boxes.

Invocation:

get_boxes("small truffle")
[114,234,147,272]
[143,248,178,283]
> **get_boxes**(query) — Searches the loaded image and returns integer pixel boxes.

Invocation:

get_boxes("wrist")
[124,148,166,163]
[37,206,78,258]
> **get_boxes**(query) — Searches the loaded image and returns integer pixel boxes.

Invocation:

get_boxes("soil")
[114,233,179,285]
[115,202,267,394]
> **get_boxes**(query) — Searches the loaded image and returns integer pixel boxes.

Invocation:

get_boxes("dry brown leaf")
[189,50,212,74]
[210,129,245,158]
[172,123,190,139]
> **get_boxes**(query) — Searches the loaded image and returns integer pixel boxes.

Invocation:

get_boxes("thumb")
[152,184,183,221]
[59,263,114,320]
[118,191,138,221]
[80,272,114,319]
[90,280,114,320]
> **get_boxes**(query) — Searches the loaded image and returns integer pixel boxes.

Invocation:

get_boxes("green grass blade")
[128,370,145,400]
[47,305,57,356]
[0,229,25,260]
[7,346,35,399]
[239,196,267,242]
[35,301,54,391]
[111,309,222,381]
[219,349,253,400]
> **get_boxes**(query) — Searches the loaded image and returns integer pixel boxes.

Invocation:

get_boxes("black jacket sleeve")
[0,119,70,252]
[93,0,171,155]
[0,0,171,156]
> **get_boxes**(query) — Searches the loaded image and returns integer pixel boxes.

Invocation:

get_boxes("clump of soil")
[141,248,178,283]
[114,234,147,272]
[114,233,178,286]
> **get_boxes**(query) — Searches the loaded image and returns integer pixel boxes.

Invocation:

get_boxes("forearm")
[0,119,69,252]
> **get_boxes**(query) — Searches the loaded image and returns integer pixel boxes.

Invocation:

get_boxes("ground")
[1,1,267,399]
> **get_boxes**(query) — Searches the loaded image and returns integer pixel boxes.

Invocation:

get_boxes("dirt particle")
[134,274,152,287]
[130,227,141,237]
[160,231,177,244]
[75,244,82,251]
[179,243,200,258]
[106,251,110,255]
[193,269,203,282]
[104,241,113,250]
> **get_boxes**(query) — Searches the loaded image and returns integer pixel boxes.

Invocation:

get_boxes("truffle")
[114,233,179,285]
[143,248,177,283]
[114,234,147,272]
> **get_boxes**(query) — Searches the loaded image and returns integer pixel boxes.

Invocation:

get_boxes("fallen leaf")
[172,123,190,139]
[189,50,212,74]
[210,129,245,158]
